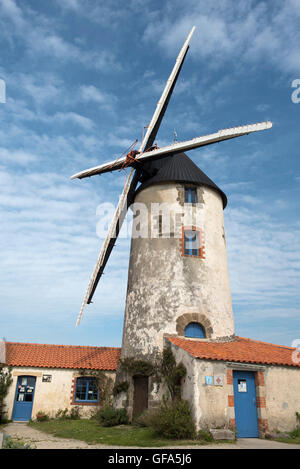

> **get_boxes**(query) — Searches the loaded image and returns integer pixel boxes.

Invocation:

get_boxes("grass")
[28,419,218,447]
[0,420,11,432]
[274,428,300,445]
[275,437,300,444]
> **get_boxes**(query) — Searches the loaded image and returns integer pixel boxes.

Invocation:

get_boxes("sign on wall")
[214,375,223,386]
[238,379,247,392]
[42,375,52,383]
[205,376,213,385]
[204,375,224,386]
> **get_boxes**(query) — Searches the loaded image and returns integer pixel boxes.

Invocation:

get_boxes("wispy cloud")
[0,147,38,164]
[0,0,119,70]
[80,85,118,112]
[226,204,300,309]
[143,0,300,74]
[55,111,94,130]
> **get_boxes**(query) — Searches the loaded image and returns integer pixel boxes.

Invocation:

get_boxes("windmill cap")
[135,152,227,208]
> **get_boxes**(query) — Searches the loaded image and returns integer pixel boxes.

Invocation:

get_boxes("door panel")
[132,376,148,420]
[233,371,259,438]
[12,376,36,421]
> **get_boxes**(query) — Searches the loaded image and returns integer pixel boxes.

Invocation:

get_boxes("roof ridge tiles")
[166,336,299,368]
[6,341,121,350]
[5,342,121,371]
[236,336,296,350]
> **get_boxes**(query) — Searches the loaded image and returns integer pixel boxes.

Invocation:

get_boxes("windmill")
[71,26,272,328]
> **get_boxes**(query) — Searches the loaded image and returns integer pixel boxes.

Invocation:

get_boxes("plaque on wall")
[213,375,224,386]
[205,376,213,385]
[42,374,52,382]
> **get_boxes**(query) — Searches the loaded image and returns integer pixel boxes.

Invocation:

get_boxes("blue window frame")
[184,322,206,338]
[75,377,99,402]
[185,187,197,203]
[184,229,200,256]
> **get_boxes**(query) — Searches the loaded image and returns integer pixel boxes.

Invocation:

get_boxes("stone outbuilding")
[2,337,300,438]
[166,335,300,437]
[2,341,120,422]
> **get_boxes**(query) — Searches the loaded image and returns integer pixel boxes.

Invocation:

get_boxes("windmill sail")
[71,121,272,181]
[75,27,196,326]
[75,167,139,326]
[134,121,273,163]
[141,26,195,151]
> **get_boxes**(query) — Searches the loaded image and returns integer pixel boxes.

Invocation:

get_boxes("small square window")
[75,377,99,402]
[185,187,197,203]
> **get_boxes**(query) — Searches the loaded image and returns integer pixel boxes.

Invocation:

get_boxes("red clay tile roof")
[167,336,300,368]
[5,342,121,371]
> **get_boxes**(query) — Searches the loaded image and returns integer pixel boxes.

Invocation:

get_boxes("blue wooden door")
[12,376,36,421]
[233,371,259,438]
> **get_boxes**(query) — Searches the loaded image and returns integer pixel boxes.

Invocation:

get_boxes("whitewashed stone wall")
[3,367,116,420]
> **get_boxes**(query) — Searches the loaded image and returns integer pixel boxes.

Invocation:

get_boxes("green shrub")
[113,381,129,396]
[132,408,157,427]
[146,399,196,440]
[69,406,81,420]
[55,408,69,420]
[120,358,157,377]
[289,427,300,439]
[0,366,13,424]
[35,411,49,422]
[161,347,186,401]
[98,406,129,427]
[3,435,33,449]
[55,407,80,420]
[197,429,213,442]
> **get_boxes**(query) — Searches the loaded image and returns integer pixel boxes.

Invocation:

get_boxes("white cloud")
[143,0,300,74]
[59,0,80,10]
[0,165,131,324]
[0,0,25,28]
[55,112,94,130]
[80,85,118,111]
[0,147,38,165]
[0,0,119,71]
[226,204,300,310]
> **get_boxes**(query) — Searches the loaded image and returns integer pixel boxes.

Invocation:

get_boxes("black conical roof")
[135,152,227,208]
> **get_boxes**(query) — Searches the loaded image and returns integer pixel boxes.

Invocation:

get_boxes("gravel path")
[2,423,300,450]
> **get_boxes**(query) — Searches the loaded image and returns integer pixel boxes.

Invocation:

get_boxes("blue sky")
[0,0,299,348]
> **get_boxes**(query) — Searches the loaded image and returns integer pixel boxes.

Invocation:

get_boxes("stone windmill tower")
[121,152,234,361]
[71,27,272,417]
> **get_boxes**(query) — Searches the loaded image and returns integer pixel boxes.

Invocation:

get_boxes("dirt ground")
[2,422,300,450]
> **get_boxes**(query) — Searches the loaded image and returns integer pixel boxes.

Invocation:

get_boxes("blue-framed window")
[185,187,197,203]
[184,322,206,339]
[75,377,99,402]
[184,229,200,256]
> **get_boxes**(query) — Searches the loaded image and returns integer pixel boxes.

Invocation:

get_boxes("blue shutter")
[185,187,197,203]
[184,322,205,338]
[191,188,197,203]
